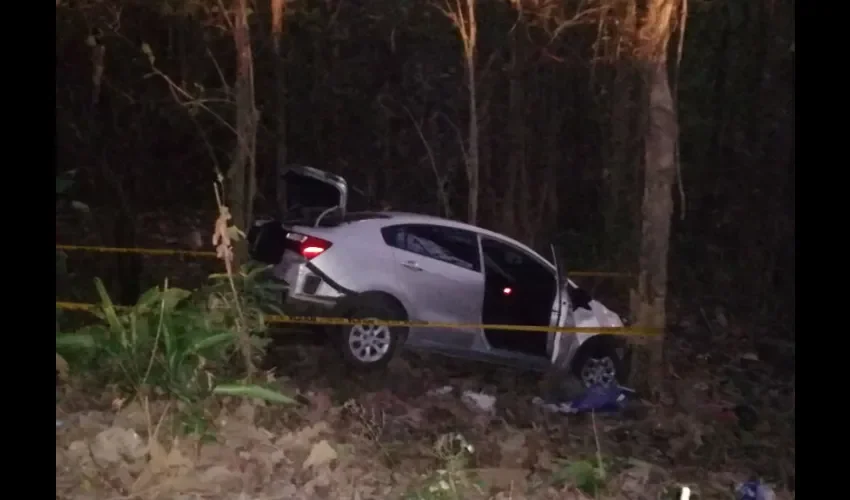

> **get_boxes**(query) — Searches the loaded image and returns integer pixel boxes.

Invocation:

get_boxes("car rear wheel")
[333,293,407,370]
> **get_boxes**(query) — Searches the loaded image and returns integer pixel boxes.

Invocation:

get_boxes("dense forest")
[55,0,794,330]
[55,1,794,497]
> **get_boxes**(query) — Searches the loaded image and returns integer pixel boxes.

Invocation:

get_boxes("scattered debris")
[428,385,454,396]
[534,384,635,415]
[461,390,496,413]
[737,480,777,500]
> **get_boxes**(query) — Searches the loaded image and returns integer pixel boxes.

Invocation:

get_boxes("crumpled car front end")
[550,287,629,386]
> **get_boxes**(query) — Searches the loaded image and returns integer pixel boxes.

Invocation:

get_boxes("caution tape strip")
[55,244,632,278]
[55,301,660,336]
[56,244,217,259]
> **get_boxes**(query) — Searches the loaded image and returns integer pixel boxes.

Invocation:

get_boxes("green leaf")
[244,264,272,279]
[56,333,96,350]
[129,312,139,352]
[94,278,127,342]
[213,384,298,405]
[134,286,163,311]
[159,288,192,312]
[188,332,236,354]
[161,322,175,358]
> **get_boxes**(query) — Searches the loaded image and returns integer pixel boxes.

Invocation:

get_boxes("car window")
[481,238,550,283]
[381,224,481,272]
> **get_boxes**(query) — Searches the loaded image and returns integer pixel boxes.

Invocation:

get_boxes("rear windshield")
[283,211,392,228]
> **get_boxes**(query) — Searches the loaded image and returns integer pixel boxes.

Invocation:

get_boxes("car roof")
[375,211,551,265]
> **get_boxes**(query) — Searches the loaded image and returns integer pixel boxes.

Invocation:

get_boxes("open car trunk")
[277,165,348,223]
[248,165,348,264]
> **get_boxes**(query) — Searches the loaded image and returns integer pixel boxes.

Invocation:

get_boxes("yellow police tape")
[56,244,217,259]
[55,301,660,336]
[56,244,632,278]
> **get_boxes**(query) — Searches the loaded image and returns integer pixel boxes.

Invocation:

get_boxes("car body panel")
[379,224,485,349]
[388,244,485,349]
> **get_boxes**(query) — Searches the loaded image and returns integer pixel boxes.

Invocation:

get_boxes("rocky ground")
[56,331,795,500]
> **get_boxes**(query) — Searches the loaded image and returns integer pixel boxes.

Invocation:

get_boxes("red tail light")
[286,232,332,260]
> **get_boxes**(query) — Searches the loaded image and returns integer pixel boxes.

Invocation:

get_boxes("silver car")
[248,166,628,387]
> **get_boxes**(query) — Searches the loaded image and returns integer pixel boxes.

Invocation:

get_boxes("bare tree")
[627,0,686,397]
[437,0,480,225]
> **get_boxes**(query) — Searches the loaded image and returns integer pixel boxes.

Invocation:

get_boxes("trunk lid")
[278,165,348,222]
[247,166,347,265]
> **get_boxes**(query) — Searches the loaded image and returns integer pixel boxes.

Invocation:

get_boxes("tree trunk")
[502,23,526,237]
[228,0,258,261]
[465,49,480,225]
[708,15,730,165]
[603,0,640,265]
[628,61,677,397]
[604,62,638,262]
[271,0,288,186]
[441,0,479,224]
[461,0,479,226]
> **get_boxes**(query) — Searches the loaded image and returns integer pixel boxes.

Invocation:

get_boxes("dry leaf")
[276,421,331,449]
[90,427,145,465]
[303,440,338,469]
[498,432,528,468]
[306,391,334,424]
[474,467,529,491]
[56,353,69,381]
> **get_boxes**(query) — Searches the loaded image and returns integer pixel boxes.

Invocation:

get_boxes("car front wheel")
[570,340,625,387]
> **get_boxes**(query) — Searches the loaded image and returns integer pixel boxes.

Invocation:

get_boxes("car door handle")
[401,260,422,271]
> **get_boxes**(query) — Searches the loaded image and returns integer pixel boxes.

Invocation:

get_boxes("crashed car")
[248,166,629,387]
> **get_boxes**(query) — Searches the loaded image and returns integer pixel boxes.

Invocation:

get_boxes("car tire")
[570,338,626,388]
[332,293,407,371]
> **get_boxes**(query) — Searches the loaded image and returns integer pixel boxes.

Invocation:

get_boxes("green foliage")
[549,456,608,496]
[203,262,287,322]
[197,262,287,355]
[56,276,296,412]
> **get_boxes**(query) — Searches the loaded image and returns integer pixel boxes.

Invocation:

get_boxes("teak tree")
[228,0,259,258]
[270,0,288,177]
[627,0,686,397]
[438,0,481,225]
